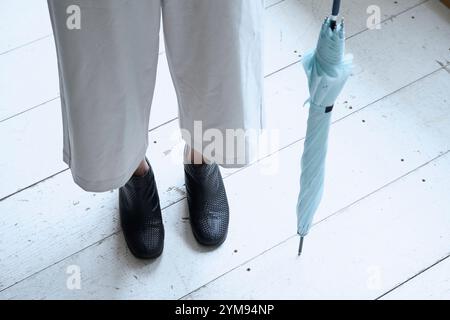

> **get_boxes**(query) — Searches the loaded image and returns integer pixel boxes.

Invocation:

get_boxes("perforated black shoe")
[119,160,164,259]
[184,163,229,246]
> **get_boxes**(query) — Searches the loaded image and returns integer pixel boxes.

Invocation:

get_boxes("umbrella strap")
[303,98,334,114]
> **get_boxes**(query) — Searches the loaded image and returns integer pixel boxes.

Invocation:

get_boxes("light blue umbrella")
[297,0,352,255]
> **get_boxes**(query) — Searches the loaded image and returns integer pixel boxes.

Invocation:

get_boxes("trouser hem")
[63,143,148,193]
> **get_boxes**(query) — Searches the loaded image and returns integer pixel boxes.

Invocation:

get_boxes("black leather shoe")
[184,163,229,246]
[119,160,164,259]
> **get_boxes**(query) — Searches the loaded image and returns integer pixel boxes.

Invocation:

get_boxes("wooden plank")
[0,0,52,54]
[381,257,450,300]
[1,68,449,298]
[1,0,449,200]
[0,37,59,121]
[0,0,427,121]
[0,99,65,198]
[185,154,450,300]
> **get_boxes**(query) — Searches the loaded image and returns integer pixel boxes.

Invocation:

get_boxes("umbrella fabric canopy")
[296,14,352,255]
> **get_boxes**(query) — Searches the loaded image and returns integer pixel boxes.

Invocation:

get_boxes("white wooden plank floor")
[0,0,449,300]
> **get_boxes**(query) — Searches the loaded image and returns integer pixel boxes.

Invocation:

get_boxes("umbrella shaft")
[332,0,341,16]
[330,0,341,30]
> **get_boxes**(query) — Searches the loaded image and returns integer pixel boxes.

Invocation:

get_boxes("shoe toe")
[124,225,164,259]
[193,214,228,246]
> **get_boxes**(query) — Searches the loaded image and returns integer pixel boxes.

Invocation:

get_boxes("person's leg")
[47,0,164,258]
[48,0,161,190]
[162,0,264,246]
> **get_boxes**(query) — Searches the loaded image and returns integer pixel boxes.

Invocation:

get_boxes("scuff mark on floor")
[166,186,186,196]
[436,60,450,74]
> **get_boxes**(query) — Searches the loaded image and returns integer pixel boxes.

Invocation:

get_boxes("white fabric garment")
[48,0,264,192]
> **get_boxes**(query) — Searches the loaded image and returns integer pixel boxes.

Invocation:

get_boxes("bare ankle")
[134,159,150,177]
[185,145,206,165]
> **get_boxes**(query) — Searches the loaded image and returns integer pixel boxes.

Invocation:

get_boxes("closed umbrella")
[296,0,353,256]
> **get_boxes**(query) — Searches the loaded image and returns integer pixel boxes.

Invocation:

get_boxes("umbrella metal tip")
[298,236,305,256]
